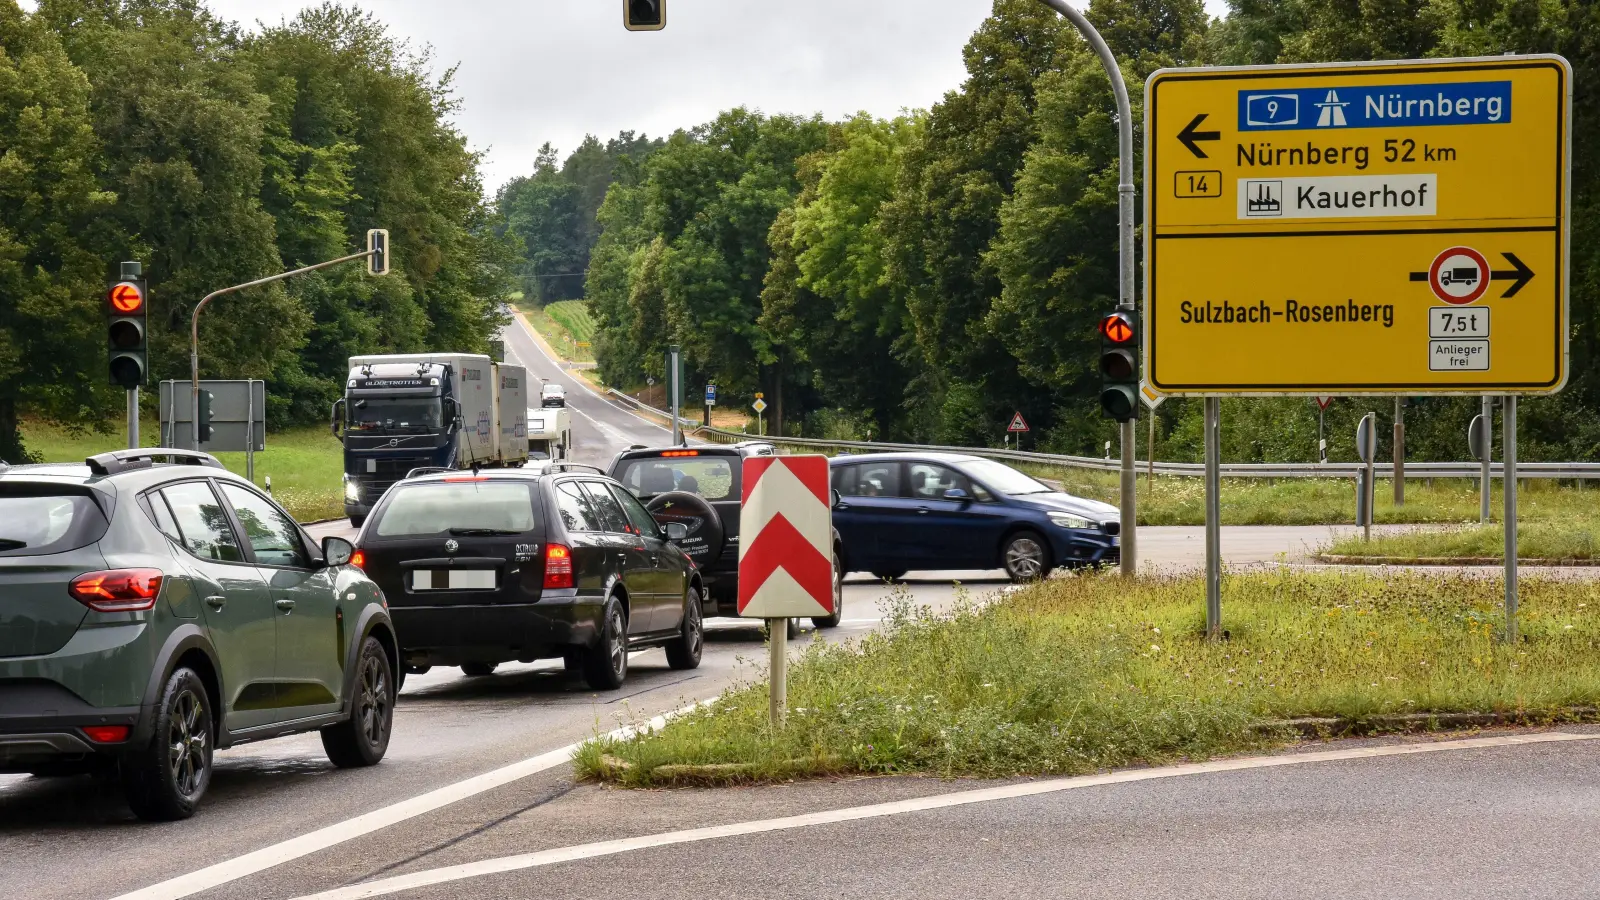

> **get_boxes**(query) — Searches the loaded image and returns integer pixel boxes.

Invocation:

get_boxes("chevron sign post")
[738,454,832,725]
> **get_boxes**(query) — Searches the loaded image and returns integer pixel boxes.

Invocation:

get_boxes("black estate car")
[354,465,703,690]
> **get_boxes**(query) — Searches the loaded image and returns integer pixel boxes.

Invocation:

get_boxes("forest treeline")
[0,0,511,460]
[509,0,1600,464]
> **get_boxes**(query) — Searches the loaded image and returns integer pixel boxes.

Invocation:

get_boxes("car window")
[839,461,901,498]
[908,464,972,500]
[608,484,662,537]
[0,488,110,557]
[581,482,631,534]
[143,492,184,543]
[555,481,599,532]
[614,455,736,501]
[374,480,539,537]
[220,484,310,568]
[159,481,244,563]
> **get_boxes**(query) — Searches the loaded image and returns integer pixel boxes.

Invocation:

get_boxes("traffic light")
[1098,310,1139,421]
[197,390,215,443]
[623,0,665,30]
[106,263,148,390]
[366,228,389,276]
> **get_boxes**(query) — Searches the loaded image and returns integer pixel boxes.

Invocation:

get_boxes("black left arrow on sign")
[1408,252,1535,298]
[1177,113,1220,159]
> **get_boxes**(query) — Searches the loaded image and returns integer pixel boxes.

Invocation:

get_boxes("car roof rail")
[404,466,455,480]
[544,462,606,475]
[85,448,225,476]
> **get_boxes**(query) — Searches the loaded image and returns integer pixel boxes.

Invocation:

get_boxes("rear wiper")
[0,539,25,551]
[447,528,522,536]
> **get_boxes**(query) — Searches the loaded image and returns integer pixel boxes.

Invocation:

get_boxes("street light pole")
[1037,0,1137,575]
[190,249,376,450]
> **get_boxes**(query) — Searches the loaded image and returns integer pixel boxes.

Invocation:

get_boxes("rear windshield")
[373,481,540,537]
[0,489,110,557]
[614,456,736,501]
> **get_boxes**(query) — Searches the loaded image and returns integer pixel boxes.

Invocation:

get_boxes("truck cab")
[335,361,460,526]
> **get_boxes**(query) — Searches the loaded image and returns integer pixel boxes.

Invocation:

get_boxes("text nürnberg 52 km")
[1146,57,1569,395]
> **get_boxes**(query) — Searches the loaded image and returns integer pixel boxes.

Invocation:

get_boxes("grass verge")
[576,570,1600,786]
[518,299,596,363]
[21,419,345,523]
[1323,520,1600,562]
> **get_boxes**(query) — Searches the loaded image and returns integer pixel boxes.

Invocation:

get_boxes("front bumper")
[1049,530,1121,568]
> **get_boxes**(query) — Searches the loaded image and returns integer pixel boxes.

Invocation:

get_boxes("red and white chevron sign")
[737,455,833,618]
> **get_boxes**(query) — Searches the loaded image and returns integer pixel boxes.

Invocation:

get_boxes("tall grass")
[1325,520,1600,561]
[577,570,1600,785]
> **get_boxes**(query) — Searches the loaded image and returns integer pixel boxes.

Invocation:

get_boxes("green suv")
[0,449,397,820]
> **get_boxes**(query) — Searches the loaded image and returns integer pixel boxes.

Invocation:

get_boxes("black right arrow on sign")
[1407,252,1536,298]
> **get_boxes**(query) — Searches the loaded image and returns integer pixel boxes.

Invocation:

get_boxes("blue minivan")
[828,452,1119,582]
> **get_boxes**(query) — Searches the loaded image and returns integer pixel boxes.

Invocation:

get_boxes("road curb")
[1317,554,1600,566]
[1260,707,1600,737]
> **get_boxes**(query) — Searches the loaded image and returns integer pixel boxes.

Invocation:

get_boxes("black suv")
[607,443,844,635]
[0,450,395,820]
[354,465,703,690]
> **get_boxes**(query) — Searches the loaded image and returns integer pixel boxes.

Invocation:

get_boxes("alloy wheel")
[1006,537,1046,580]
[685,598,703,658]
[358,654,391,746]
[167,688,209,798]
[608,608,628,678]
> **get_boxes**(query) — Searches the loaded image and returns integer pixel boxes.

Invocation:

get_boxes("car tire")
[665,586,704,670]
[761,617,800,641]
[349,515,366,529]
[460,662,497,677]
[581,597,629,690]
[871,570,907,583]
[321,636,394,768]
[562,650,583,676]
[1002,530,1051,582]
[121,666,213,821]
[813,549,845,628]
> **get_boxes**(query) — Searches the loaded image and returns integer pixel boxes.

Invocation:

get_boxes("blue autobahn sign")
[1238,80,1512,131]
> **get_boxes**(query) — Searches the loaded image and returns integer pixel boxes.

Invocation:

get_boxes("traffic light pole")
[1039,0,1136,575]
[190,249,375,451]
[127,388,139,449]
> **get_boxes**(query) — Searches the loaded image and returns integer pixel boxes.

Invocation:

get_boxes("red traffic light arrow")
[108,282,144,314]
[1099,311,1136,344]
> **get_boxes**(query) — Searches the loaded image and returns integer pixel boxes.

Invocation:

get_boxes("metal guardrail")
[600,390,1600,480]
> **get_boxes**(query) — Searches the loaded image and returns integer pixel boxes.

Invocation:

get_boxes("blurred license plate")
[412,569,496,590]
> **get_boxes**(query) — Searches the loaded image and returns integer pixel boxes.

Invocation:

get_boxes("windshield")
[0,491,110,556]
[957,459,1053,496]
[348,397,442,434]
[615,456,736,501]
[373,481,540,537]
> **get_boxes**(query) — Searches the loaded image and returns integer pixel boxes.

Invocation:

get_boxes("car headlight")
[344,478,361,502]
[1048,511,1093,529]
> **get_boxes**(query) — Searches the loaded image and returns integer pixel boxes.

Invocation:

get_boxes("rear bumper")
[0,702,141,772]
[700,570,741,617]
[390,592,605,666]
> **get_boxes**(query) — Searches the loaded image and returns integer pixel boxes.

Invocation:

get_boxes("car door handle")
[916,507,930,514]
[275,598,296,612]
[205,595,226,610]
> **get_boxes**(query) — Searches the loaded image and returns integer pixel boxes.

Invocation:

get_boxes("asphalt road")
[5,315,1586,900]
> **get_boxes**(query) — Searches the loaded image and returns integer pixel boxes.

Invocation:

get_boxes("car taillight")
[83,725,130,743]
[543,543,573,589]
[350,549,367,570]
[68,569,163,613]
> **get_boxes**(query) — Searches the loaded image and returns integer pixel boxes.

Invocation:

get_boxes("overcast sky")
[64,0,1230,191]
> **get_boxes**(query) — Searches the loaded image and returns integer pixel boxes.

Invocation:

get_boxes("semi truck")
[333,353,528,526]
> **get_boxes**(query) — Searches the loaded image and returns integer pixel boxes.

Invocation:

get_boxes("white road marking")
[293,730,1600,900]
[108,700,713,900]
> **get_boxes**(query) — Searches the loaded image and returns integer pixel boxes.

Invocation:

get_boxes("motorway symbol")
[737,455,834,619]
[1147,55,1568,395]
[1408,250,1534,299]
[1006,411,1030,433]
[1177,112,1221,158]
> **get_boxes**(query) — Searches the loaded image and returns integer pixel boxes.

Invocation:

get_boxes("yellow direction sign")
[1145,55,1569,395]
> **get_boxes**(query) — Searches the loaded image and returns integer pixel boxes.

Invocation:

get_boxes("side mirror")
[665,522,688,541]
[830,488,843,510]
[944,488,970,502]
[322,536,356,567]
[330,398,345,438]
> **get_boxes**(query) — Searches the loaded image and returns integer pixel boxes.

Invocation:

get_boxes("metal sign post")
[1038,0,1136,577]
[1141,383,1164,491]
[1481,395,1494,522]
[1356,412,1377,540]
[1504,395,1518,642]
[1393,399,1406,506]
[1204,398,1222,639]
[667,345,683,446]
